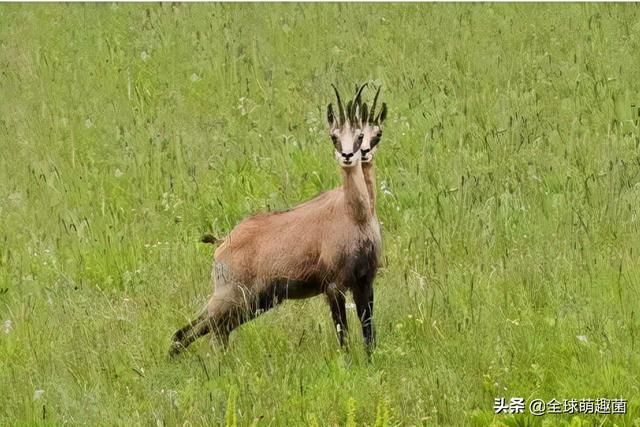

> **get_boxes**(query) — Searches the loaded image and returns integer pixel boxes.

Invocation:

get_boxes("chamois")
[170,85,381,356]
[358,86,388,216]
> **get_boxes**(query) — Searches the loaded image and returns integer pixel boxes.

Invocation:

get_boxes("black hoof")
[168,342,185,358]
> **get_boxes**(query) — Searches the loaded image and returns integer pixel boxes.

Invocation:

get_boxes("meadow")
[1,3,639,426]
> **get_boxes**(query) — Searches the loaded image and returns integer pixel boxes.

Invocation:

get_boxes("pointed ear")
[377,103,388,124]
[327,103,335,127]
[369,86,381,123]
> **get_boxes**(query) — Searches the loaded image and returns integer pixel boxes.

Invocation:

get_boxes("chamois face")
[326,84,366,169]
[330,125,363,168]
[360,124,382,164]
[359,87,387,164]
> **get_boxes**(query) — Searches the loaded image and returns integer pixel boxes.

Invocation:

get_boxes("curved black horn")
[375,102,388,125]
[354,83,367,124]
[369,85,382,123]
[331,84,345,125]
[353,82,367,105]
[361,103,369,126]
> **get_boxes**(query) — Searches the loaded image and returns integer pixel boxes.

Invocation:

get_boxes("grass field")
[1,3,640,426]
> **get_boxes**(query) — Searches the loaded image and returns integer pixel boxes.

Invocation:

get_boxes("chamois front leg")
[326,283,348,347]
[353,276,375,353]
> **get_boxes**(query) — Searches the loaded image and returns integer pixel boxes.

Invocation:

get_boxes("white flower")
[380,180,394,197]
[3,319,12,334]
[167,389,178,407]
[33,389,45,400]
[140,51,150,61]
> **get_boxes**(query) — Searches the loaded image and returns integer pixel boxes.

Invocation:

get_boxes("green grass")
[1,3,640,426]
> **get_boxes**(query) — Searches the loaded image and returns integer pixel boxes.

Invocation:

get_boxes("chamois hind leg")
[169,311,214,357]
[206,301,245,349]
[352,275,376,354]
[172,311,207,344]
[169,287,240,357]
[209,285,283,346]
[326,283,348,347]
[171,284,280,357]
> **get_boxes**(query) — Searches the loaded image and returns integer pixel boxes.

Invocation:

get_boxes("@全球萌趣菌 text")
[494,397,627,416]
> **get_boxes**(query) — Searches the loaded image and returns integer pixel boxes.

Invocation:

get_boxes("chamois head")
[327,84,367,168]
[358,86,387,164]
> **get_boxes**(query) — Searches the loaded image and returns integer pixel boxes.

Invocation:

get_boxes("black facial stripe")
[331,136,340,150]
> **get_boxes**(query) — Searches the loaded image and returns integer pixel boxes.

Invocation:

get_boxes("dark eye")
[358,133,364,140]
[331,135,339,147]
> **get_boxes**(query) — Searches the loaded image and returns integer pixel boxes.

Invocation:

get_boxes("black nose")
[341,152,354,159]
[361,148,370,155]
